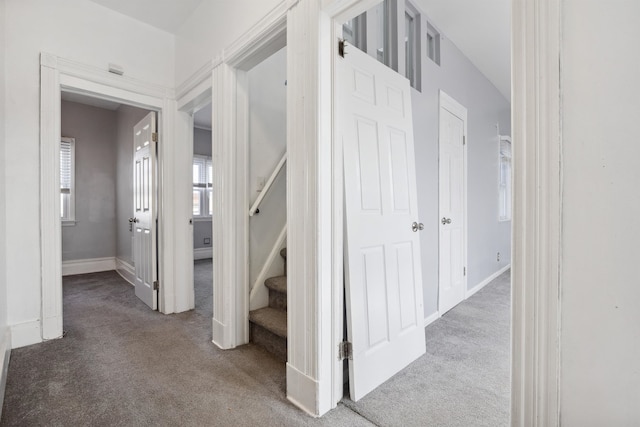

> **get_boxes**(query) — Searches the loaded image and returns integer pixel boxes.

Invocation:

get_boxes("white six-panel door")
[133,112,158,310]
[438,92,467,315]
[340,43,426,401]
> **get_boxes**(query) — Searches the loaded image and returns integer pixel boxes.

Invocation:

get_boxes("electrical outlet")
[204,238,211,245]
[497,252,501,262]
[256,176,266,192]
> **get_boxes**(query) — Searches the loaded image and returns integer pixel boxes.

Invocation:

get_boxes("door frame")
[319,0,562,423]
[40,52,176,340]
[175,67,216,317]
[438,90,468,311]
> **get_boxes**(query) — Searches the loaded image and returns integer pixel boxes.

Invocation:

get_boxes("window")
[426,22,441,65]
[499,136,512,221]
[60,137,75,222]
[342,12,367,52]
[193,155,212,217]
[404,1,421,90]
[370,0,398,71]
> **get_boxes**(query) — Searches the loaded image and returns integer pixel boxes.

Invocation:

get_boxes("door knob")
[441,217,452,225]
[129,217,139,223]
[412,222,424,232]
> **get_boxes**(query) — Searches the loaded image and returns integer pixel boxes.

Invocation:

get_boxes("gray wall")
[247,47,287,286]
[410,9,511,317]
[115,105,150,266]
[61,101,117,261]
[193,126,212,250]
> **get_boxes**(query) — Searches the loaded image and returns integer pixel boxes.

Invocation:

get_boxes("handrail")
[249,152,286,216]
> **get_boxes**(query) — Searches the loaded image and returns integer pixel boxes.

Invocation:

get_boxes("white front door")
[438,92,467,315]
[340,43,426,402]
[133,112,158,310]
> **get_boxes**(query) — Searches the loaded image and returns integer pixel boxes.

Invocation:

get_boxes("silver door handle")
[441,217,451,225]
[412,222,424,232]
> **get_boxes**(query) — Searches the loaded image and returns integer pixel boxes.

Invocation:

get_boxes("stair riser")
[269,290,287,311]
[250,323,287,362]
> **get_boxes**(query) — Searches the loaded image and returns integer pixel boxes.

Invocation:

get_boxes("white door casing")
[340,42,426,402]
[438,91,467,315]
[133,112,158,310]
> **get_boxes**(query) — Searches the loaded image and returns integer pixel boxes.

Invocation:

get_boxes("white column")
[511,0,561,425]
[286,0,338,416]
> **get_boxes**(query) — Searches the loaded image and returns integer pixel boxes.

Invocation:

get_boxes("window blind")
[60,140,73,194]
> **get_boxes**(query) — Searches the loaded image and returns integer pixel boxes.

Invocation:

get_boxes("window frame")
[60,137,76,225]
[498,135,512,222]
[404,0,421,90]
[426,21,441,66]
[193,154,213,219]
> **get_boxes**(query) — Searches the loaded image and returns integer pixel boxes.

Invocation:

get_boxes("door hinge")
[463,267,466,276]
[463,135,466,145]
[153,280,159,290]
[338,341,353,360]
[338,39,346,58]
[152,132,158,143]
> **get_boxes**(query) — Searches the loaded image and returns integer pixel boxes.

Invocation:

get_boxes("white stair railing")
[249,152,286,216]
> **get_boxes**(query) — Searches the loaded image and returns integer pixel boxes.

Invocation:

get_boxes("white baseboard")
[10,320,41,349]
[287,362,321,417]
[466,264,511,299]
[115,258,135,286]
[0,327,11,419]
[423,311,441,328]
[194,247,213,260]
[62,257,116,276]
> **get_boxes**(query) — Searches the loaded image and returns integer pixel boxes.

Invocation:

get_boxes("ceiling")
[194,103,212,130]
[87,0,204,33]
[85,0,510,100]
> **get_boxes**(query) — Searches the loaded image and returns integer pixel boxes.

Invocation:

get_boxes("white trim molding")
[115,258,136,286]
[466,264,511,299]
[423,311,440,328]
[511,0,562,425]
[10,320,41,349]
[0,327,11,418]
[61,257,116,276]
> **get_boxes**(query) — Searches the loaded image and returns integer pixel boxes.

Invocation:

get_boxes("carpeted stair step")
[265,276,287,311]
[249,307,287,362]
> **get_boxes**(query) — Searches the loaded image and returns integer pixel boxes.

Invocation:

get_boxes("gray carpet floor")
[1,265,510,426]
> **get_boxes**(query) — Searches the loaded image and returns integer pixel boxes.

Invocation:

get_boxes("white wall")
[115,105,150,266]
[175,0,282,85]
[3,0,175,346]
[560,0,640,423]
[247,48,287,287]
[193,127,212,251]
[0,0,11,415]
[61,101,117,261]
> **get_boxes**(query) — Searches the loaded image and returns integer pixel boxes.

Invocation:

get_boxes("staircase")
[249,248,287,361]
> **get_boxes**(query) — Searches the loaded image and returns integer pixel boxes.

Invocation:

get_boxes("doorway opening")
[59,92,159,312]
[245,46,288,362]
[192,102,214,319]
[335,0,512,421]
